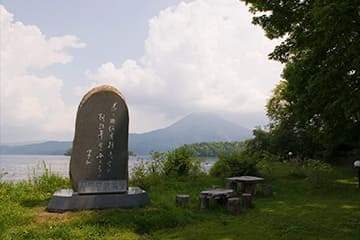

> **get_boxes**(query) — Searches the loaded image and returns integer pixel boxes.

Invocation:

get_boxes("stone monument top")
[70,85,129,193]
[47,85,150,212]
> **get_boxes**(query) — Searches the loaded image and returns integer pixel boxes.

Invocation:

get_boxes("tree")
[241,0,360,160]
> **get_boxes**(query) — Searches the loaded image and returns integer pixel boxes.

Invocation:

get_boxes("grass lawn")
[0,162,359,239]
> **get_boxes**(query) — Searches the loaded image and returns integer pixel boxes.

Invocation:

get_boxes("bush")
[253,151,281,179]
[30,161,69,194]
[256,160,273,179]
[288,157,306,178]
[164,147,191,176]
[130,148,203,189]
[163,146,201,177]
[303,159,332,186]
[130,157,164,190]
[209,153,258,178]
[131,160,148,189]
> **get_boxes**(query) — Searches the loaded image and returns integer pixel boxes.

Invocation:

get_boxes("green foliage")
[30,161,70,195]
[288,157,306,178]
[1,163,360,239]
[130,147,203,189]
[287,157,333,186]
[209,152,258,178]
[256,159,273,179]
[130,160,149,190]
[130,158,165,191]
[303,159,333,186]
[242,0,360,160]
[163,146,201,177]
[182,141,246,157]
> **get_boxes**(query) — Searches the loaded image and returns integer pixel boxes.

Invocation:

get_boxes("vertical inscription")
[97,112,106,177]
[84,102,119,177]
[85,149,92,165]
[106,102,118,173]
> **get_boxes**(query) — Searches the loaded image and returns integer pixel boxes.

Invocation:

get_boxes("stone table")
[199,188,235,209]
[225,176,264,195]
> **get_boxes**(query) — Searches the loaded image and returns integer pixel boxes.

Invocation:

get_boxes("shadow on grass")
[20,198,49,208]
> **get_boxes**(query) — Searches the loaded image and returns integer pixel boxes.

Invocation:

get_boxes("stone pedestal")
[47,187,150,212]
[262,185,273,197]
[227,197,240,215]
[199,194,209,209]
[176,194,189,208]
[242,193,253,209]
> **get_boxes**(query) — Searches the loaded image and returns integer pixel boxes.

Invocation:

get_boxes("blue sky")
[0,0,282,144]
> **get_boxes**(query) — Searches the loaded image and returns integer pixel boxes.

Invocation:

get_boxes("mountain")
[0,141,72,155]
[0,113,253,155]
[129,112,252,154]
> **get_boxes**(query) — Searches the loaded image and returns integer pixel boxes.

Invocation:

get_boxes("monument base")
[47,187,150,212]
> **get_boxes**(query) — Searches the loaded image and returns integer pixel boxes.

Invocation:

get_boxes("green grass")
[0,163,359,240]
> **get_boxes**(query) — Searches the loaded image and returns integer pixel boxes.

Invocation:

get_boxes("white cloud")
[0,5,85,143]
[87,0,282,132]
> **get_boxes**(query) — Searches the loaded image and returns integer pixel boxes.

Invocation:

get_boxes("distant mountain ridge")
[0,113,253,155]
[0,141,72,155]
[129,112,252,154]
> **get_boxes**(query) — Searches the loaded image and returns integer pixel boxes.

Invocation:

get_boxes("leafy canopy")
[242,0,360,159]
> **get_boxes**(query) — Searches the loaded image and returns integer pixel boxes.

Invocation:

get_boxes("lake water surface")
[0,154,216,182]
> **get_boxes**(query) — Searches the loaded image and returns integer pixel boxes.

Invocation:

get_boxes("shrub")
[130,148,203,189]
[163,146,201,177]
[164,147,191,176]
[256,160,273,179]
[288,157,306,178]
[30,161,70,194]
[303,159,332,186]
[130,156,166,190]
[209,153,258,178]
[131,160,148,189]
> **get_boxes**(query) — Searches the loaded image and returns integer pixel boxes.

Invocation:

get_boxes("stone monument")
[47,85,150,212]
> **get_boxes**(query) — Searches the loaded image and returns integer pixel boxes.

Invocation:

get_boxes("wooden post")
[199,194,209,209]
[227,197,240,215]
[176,194,189,208]
[242,193,253,209]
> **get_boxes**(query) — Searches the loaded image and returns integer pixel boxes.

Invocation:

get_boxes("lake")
[0,154,217,182]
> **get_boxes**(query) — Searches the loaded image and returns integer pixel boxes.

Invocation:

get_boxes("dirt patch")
[34,208,78,224]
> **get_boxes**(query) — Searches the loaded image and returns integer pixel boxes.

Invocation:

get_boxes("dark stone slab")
[47,187,150,212]
[70,85,129,192]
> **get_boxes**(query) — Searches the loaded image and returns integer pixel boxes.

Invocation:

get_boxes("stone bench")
[176,194,189,208]
[242,193,253,208]
[227,197,241,215]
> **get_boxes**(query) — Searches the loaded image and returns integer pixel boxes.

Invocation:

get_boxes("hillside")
[129,112,252,154]
[0,141,72,155]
